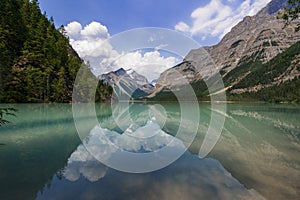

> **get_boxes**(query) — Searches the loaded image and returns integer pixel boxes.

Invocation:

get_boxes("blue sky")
[39,0,271,80]
[40,0,209,39]
[40,0,271,46]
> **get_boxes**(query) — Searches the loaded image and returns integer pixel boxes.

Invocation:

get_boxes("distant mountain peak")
[114,68,126,76]
[151,79,158,86]
[126,68,134,74]
[100,68,154,100]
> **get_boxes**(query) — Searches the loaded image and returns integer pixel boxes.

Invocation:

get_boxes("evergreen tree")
[0,0,112,103]
[279,0,300,31]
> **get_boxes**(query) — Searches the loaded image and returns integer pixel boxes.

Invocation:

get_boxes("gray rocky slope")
[149,0,300,99]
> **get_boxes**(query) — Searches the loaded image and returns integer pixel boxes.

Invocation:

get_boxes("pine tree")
[0,0,112,103]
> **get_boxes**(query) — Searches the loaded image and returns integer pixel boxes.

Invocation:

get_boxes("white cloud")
[81,21,109,40]
[65,21,82,39]
[65,21,113,58]
[77,119,185,167]
[174,0,271,40]
[174,21,190,32]
[65,21,178,81]
[98,50,177,81]
[154,44,168,51]
[118,51,176,81]
[64,145,107,182]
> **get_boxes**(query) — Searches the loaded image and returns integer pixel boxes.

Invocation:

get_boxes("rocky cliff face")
[199,0,299,73]
[150,0,300,100]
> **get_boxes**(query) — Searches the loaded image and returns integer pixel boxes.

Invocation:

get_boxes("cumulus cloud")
[110,51,176,81]
[65,21,177,81]
[64,145,107,182]
[174,21,190,32]
[65,21,113,58]
[81,21,110,40]
[65,21,82,39]
[87,119,183,155]
[174,0,271,40]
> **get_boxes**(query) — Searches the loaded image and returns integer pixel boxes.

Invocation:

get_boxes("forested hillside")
[0,0,112,103]
[149,42,300,103]
[226,41,300,103]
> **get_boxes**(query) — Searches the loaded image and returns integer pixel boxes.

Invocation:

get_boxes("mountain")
[228,41,300,102]
[0,0,112,103]
[151,79,158,86]
[100,68,154,100]
[149,0,300,102]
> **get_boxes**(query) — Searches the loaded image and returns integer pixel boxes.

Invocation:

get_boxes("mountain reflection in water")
[39,137,263,200]
[38,103,263,200]
[0,103,298,200]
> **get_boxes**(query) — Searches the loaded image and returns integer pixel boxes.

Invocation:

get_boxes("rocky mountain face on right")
[149,0,300,103]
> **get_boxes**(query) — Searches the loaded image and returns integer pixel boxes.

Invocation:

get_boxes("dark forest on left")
[0,0,112,103]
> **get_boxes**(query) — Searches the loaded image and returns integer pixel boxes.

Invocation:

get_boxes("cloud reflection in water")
[55,118,265,200]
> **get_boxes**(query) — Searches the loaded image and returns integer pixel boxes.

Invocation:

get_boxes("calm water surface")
[0,103,299,200]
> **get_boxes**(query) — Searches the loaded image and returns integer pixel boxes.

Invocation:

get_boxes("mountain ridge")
[149,0,300,102]
[100,68,154,100]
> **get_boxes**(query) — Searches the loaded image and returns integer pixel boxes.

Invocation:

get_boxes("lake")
[0,103,299,200]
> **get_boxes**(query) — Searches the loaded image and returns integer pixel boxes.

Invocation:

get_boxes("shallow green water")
[0,103,299,200]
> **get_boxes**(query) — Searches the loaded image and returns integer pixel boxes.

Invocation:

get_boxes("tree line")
[0,0,112,103]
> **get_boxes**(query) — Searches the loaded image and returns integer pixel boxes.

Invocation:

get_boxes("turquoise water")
[0,103,299,199]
